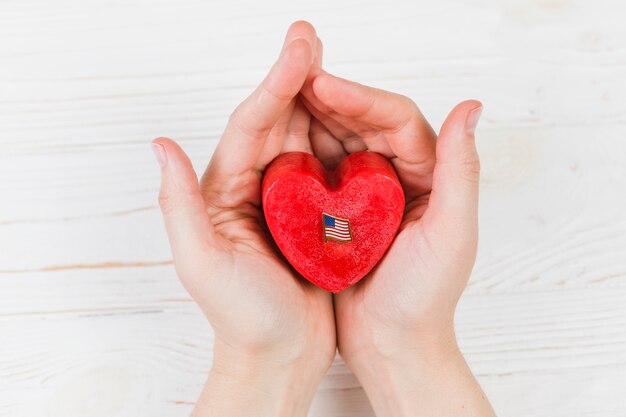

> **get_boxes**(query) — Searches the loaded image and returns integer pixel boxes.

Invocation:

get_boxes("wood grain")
[1,0,626,416]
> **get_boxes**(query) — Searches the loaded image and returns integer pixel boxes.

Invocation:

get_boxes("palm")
[334,199,471,358]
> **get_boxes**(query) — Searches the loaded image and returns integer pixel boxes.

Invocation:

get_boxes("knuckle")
[228,103,242,122]
[227,106,242,132]
[463,152,481,174]
[229,104,271,139]
[271,118,290,136]
[158,188,203,216]
[394,94,420,118]
[457,149,481,182]
[399,93,418,108]
[355,92,376,119]
[287,123,309,139]
[157,191,176,215]
[261,84,292,102]
[387,95,421,134]
[439,148,481,184]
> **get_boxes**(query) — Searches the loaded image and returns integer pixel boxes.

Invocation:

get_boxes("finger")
[300,38,361,142]
[255,98,297,169]
[423,100,483,232]
[281,96,313,153]
[304,90,390,157]
[300,93,359,143]
[311,73,438,198]
[152,138,223,262]
[312,73,437,165]
[301,37,374,155]
[257,32,323,167]
[276,35,323,155]
[302,37,323,96]
[281,36,314,154]
[303,72,394,157]
[207,21,316,180]
[309,117,348,170]
[312,36,323,68]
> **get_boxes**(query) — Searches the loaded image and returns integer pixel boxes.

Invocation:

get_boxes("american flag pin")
[322,212,353,243]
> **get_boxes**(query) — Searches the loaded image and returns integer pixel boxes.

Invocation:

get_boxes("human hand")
[152,21,334,417]
[301,72,496,415]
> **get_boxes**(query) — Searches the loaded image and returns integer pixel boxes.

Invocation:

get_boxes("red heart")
[262,151,405,293]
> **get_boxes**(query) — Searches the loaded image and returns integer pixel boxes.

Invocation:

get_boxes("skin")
[152,20,496,417]
[300,49,496,417]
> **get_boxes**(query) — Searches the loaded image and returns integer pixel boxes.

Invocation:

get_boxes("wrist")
[341,321,459,370]
[340,325,461,416]
[344,325,461,383]
[350,347,467,417]
[193,338,331,417]
[343,330,495,417]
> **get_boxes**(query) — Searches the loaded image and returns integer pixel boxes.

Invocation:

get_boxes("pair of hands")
[152,21,493,417]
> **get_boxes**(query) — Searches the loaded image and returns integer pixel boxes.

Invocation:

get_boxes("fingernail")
[151,142,167,167]
[465,105,483,135]
[283,36,315,64]
[288,35,306,45]
[281,36,305,56]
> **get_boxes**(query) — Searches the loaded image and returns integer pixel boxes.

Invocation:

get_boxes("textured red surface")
[261,151,405,293]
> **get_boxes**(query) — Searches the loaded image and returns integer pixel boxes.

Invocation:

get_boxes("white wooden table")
[2,1,626,416]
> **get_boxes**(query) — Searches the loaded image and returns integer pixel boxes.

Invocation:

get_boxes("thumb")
[424,100,483,235]
[151,138,218,265]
